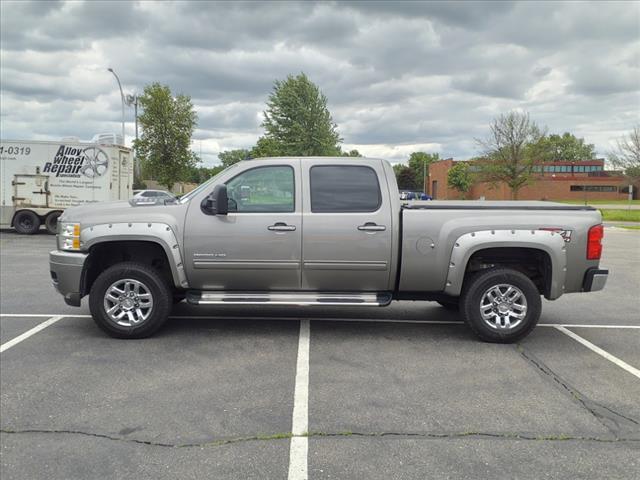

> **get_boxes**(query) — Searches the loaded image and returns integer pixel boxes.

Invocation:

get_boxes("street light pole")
[107,68,125,146]
[126,94,140,178]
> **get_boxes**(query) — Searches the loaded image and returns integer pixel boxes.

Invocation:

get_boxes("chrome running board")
[186,291,392,306]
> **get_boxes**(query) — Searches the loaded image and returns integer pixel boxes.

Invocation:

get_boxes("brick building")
[427,158,635,201]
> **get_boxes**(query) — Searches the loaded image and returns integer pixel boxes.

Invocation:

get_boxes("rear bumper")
[49,250,88,307]
[582,268,608,292]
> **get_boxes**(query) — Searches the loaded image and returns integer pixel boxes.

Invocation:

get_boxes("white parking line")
[288,319,310,480]
[555,325,640,379]
[541,324,640,329]
[1,313,640,329]
[0,314,91,318]
[0,316,64,353]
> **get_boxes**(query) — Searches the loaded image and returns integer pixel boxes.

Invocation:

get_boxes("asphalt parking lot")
[1,228,639,479]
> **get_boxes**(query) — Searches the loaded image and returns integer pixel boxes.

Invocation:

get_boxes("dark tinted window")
[570,185,617,192]
[310,165,381,212]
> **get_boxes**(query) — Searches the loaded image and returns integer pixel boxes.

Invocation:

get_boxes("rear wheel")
[45,211,62,234]
[14,210,41,234]
[460,268,541,343]
[89,262,171,339]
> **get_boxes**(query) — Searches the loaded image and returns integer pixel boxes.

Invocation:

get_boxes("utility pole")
[107,68,125,146]
[423,159,427,194]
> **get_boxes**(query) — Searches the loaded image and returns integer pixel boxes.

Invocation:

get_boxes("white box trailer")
[1,139,133,234]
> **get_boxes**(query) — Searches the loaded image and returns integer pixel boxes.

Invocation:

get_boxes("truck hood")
[59,199,188,229]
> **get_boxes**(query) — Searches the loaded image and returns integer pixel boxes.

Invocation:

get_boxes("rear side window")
[310,165,381,213]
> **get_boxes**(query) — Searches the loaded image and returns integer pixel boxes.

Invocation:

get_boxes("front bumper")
[583,268,609,292]
[49,250,88,306]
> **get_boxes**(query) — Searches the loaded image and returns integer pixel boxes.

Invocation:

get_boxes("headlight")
[59,222,81,251]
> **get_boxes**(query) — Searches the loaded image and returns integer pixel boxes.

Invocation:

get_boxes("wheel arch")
[79,223,188,295]
[444,229,567,300]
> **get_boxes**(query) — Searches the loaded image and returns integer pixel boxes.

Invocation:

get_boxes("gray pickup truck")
[50,157,608,342]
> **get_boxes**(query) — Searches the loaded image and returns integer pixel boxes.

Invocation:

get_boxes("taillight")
[587,224,604,260]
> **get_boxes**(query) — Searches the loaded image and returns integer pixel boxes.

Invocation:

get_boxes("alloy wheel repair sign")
[43,145,109,178]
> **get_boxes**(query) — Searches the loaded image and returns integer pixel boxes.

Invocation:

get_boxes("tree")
[529,132,596,162]
[340,149,362,157]
[260,73,342,156]
[476,111,544,200]
[218,149,251,167]
[394,165,419,190]
[184,165,225,184]
[249,136,284,158]
[135,83,198,190]
[408,152,440,191]
[608,126,640,184]
[447,162,473,199]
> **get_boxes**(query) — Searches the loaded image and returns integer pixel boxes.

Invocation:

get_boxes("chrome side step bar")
[187,291,392,306]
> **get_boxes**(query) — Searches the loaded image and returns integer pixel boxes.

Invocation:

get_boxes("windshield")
[179,163,240,204]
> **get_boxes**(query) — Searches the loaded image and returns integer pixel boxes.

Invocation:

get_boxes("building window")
[570,185,618,192]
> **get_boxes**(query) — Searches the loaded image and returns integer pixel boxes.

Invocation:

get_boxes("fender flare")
[444,229,567,300]
[80,222,188,288]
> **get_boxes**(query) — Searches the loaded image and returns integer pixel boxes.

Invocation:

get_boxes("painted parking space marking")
[1,313,640,329]
[0,316,64,353]
[288,319,310,480]
[555,325,640,379]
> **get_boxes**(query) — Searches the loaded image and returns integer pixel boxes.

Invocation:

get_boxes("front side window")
[226,165,294,212]
[310,165,381,213]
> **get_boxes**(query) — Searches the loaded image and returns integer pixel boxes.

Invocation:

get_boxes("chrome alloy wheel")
[103,278,153,327]
[479,283,528,330]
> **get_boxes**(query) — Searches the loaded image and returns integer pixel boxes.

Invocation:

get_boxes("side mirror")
[200,184,228,215]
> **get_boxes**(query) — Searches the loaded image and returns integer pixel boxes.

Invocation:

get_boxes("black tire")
[89,262,172,339]
[45,211,62,235]
[436,299,459,311]
[460,268,541,343]
[14,210,41,234]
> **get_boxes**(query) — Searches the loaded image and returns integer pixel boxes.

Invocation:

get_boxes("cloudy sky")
[1,0,639,166]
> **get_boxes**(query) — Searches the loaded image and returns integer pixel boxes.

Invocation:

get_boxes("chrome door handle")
[268,222,296,232]
[357,223,386,232]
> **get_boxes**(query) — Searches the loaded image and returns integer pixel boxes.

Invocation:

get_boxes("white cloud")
[1,0,639,168]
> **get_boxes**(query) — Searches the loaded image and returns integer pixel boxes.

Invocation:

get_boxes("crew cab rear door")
[301,159,393,291]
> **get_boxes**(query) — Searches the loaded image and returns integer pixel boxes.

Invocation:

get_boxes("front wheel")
[460,268,541,343]
[89,262,171,339]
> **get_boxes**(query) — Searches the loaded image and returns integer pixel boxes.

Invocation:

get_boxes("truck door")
[13,174,50,208]
[301,161,393,291]
[183,160,302,291]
